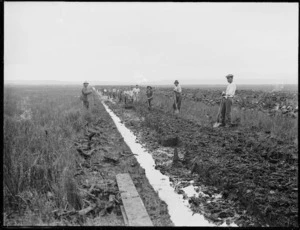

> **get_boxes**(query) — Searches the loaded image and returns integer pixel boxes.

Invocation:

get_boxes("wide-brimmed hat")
[225,74,234,79]
[147,86,152,89]
[174,80,179,84]
[83,81,89,84]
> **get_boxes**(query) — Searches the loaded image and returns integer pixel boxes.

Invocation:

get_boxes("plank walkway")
[116,173,153,226]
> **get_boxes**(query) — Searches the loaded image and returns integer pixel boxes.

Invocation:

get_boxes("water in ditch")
[100,99,237,227]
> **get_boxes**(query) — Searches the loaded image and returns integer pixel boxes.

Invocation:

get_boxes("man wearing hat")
[217,74,236,127]
[173,80,182,113]
[81,81,93,109]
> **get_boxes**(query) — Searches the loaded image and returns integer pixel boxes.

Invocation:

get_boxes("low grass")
[3,86,96,226]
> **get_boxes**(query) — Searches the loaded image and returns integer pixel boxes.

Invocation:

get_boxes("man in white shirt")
[218,74,236,127]
[132,85,140,102]
[125,87,134,104]
[173,80,182,113]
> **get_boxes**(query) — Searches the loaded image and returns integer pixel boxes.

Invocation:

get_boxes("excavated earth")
[105,98,298,227]
[66,99,173,226]
[173,88,298,117]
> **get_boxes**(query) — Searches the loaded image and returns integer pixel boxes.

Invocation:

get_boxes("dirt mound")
[159,135,179,147]
[182,89,298,118]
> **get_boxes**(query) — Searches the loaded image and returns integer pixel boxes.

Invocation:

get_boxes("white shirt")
[127,90,134,97]
[133,88,140,94]
[225,82,236,97]
[174,85,182,93]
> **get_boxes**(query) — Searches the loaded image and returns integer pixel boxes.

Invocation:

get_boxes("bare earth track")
[71,100,173,226]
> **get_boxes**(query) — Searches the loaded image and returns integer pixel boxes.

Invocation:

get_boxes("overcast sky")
[4,2,298,85]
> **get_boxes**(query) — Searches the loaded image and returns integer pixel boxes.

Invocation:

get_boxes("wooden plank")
[116,173,139,199]
[121,196,153,226]
[116,173,153,226]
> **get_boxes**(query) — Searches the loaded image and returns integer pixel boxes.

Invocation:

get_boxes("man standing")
[118,89,123,102]
[218,74,236,127]
[128,87,134,103]
[173,80,182,113]
[132,85,140,102]
[81,81,93,110]
[108,89,112,99]
[146,86,153,110]
[112,88,117,99]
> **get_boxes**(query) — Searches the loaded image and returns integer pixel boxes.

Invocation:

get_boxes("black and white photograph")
[3,1,298,227]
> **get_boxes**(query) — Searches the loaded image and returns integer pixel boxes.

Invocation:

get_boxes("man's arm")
[82,88,93,95]
[147,91,153,99]
[178,85,182,93]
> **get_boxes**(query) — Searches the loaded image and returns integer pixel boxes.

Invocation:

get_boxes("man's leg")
[83,101,89,110]
[177,95,182,110]
[216,105,221,123]
[220,98,226,125]
[225,98,232,125]
[177,95,182,111]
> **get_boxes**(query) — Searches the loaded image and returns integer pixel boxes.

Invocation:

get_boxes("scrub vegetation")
[3,86,172,226]
[4,86,86,225]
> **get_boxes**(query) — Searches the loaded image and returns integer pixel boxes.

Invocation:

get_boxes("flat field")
[3,84,298,227]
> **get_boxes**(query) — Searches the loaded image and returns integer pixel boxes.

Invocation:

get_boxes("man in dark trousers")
[217,74,237,127]
[81,81,93,110]
[173,80,182,113]
[146,86,153,110]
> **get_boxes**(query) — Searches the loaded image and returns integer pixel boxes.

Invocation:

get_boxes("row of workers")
[81,75,236,127]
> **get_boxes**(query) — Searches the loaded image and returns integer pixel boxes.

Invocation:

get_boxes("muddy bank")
[106,100,298,227]
[71,100,173,226]
[102,102,232,226]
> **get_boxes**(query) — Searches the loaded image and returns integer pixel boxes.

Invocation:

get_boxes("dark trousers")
[218,97,232,125]
[148,98,153,109]
[125,95,132,104]
[173,94,182,111]
[83,100,89,110]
